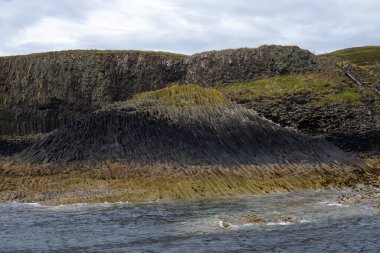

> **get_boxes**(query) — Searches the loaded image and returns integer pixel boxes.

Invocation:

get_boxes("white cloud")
[10,17,79,47]
[0,0,379,56]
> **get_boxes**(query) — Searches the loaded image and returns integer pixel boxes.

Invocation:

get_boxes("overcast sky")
[0,0,379,56]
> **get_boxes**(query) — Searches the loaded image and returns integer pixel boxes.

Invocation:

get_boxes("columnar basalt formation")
[185,46,318,85]
[0,85,376,204]
[0,45,318,136]
[18,105,353,165]
[0,51,188,135]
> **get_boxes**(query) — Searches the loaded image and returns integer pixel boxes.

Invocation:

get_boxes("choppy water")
[1,190,379,252]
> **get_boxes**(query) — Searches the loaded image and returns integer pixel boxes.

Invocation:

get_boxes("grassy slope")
[326,46,380,65]
[220,57,375,105]
[326,46,380,78]
[107,83,232,110]
[132,84,230,107]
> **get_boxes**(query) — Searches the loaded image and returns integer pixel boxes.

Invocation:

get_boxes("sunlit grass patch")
[220,65,372,105]
[131,84,231,108]
[221,75,334,97]
[325,46,380,66]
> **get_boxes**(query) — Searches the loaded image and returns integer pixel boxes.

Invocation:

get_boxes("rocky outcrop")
[186,45,318,86]
[0,46,318,135]
[235,94,380,153]
[219,214,300,228]
[0,51,187,135]
[18,104,353,165]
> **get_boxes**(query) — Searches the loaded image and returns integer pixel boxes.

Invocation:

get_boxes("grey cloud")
[0,0,379,56]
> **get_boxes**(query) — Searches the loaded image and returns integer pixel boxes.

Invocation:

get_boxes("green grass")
[325,46,380,66]
[222,75,334,96]
[324,91,362,104]
[325,46,380,87]
[107,84,232,110]
[220,72,365,105]
[133,84,230,108]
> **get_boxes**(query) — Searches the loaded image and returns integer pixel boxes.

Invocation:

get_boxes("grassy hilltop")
[326,46,380,65]
[325,46,380,87]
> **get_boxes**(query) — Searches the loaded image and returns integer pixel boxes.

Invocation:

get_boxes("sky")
[0,0,379,56]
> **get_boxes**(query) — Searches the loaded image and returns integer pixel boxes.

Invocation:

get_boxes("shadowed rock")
[18,104,354,165]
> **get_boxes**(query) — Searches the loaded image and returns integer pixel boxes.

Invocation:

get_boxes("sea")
[1,189,379,252]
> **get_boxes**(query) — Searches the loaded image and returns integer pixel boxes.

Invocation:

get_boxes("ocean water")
[1,190,379,253]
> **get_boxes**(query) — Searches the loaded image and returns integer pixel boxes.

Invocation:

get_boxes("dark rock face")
[18,106,353,165]
[0,135,43,157]
[185,45,318,86]
[326,130,380,153]
[0,46,317,135]
[235,94,380,153]
[0,51,187,135]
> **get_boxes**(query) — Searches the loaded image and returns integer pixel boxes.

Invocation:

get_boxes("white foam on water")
[46,201,131,210]
[320,201,348,207]
[51,203,88,210]
[241,223,256,227]
[266,221,292,226]
[4,200,132,210]
[8,201,43,207]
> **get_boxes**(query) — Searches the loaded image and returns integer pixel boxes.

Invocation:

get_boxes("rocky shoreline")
[0,159,378,205]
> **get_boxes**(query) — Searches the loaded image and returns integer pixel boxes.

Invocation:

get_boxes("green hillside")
[326,46,380,66]
[326,46,380,78]
[220,57,375,106]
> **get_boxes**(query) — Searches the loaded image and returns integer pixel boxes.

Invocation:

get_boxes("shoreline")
[1,158,378,206]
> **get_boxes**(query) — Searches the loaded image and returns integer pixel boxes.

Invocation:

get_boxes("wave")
[6,201,43,207]
[266,221,293,226]
[50,201,131,210]
[3,201,131,210]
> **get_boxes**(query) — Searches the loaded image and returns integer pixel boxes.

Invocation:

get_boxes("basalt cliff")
[0,45,379,204]
[0,45,317,136]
